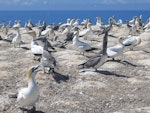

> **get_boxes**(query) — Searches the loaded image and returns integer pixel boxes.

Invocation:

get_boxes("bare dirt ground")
[0,25,150,113]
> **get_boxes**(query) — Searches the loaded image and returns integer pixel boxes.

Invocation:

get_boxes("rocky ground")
[0,25,150,113]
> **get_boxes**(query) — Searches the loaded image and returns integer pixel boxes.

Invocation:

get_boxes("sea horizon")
[0,10,149,26]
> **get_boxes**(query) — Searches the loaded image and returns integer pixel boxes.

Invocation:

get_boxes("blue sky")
[0,0,149,10]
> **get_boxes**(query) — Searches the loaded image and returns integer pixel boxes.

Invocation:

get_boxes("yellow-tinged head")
[117,36,125,45]
[27,64,41,80]
[28,30,36,38]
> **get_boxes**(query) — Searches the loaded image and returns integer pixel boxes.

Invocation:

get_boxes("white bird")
[96,17,103,27]
[59,19,75,28]
[73,30,92,51]
[41,27,51,36]
[17,65,41,113]
[114,19,123,27]
[107,37,127,60]
[27,30,43,59]
[13,20,21,28]
[12,28,22,47]
[79,23,92,39]
[26,19,34,28]
[72,19,79,27]
[120,35,141,50]
[62,25,71,35]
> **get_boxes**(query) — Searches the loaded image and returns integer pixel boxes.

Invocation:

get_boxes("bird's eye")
[32,68,35,72]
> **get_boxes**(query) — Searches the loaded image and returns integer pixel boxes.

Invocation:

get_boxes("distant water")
[0,10,149,26]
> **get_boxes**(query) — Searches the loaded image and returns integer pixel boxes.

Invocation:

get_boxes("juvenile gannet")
[40,39,56,73]
[78,28,109,71]
[17,65,41,113]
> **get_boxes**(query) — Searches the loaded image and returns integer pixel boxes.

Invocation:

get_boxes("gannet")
[50,36,66,48]
[6,20,12,29]
[100,18,114,32]
[27,30,43,59]
[73,30,92,52]
[17,65,41,113]
[119,35,141,50]
[26,19,34,28]
[72,19,79,27]
[107,37,127,60]
[78,28,109,71]
[59,19,75,28]
[13,20,21,29]
[79,23,92,39]
[96,17,103,27]
[114,19,123,27]
[40,39,56,73]
[62,25,71,35]
[12,28,22,47]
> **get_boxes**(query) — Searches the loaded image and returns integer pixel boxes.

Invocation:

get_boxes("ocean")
[0,10,149,26]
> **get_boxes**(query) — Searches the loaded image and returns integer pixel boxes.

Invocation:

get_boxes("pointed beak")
[34,64,42,72]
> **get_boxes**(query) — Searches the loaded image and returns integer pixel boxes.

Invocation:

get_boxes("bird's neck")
[102,31,108,55]
[28,77,36,88]
[16,30,21,37]
[73,35,79,44]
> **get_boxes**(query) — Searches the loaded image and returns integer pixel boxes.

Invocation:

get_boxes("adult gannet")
[27,30,43,59]
[100,18,114,32]
[17,64,41,113]
[114,19,123,27]
[79,23,92,39]
[107,37,128,60]
[13,20,21,28]
[78,28,109,71]
[26,19,34,28]
[6,20,12,29]
[40,39,56,73]
[73,30,92,52]
[119,35,141,50]
[50,36,66,48]
[59,19,75,28]
[62,25,71,35]
[96,17,103,27]
[12,27,22,47]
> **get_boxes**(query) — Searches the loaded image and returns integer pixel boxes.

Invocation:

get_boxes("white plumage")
[73,30,92,51]
[17,65,40,112]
